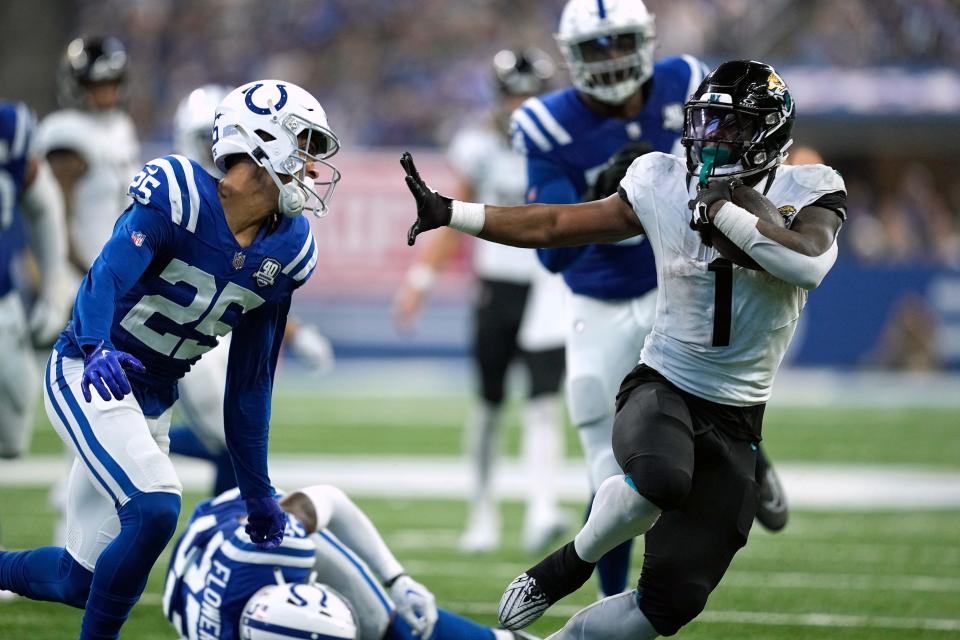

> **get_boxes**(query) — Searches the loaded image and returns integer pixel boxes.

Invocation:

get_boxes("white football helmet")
[174,84,232,175]
[555,0,656,105]
[213,79,341,218]
[240,581,357,640]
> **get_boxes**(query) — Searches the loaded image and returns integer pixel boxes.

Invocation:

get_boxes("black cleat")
[498,541,595,630]
[755,464,789,532]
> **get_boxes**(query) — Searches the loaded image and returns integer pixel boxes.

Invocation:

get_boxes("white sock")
[546,590,659,640]
[522,394,564,522]
[573,475,661,563]
[464,401,502,516]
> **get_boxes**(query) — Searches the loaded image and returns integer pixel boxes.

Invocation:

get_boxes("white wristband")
[449,200,485,236]
[404,264,436,292]
[712,201,759,250]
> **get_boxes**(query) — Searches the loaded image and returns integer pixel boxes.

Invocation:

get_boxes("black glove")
[689,177,740,245]
[401,151,453,246]
[584,141,654,202]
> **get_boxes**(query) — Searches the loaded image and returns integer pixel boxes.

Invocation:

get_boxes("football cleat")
[498,573,551,630]
[756,464,789,532]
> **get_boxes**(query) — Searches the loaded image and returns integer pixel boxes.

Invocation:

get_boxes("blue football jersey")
[511,55,708,299]
[163,489,317,640]
[54,154,318,497]
[0,101,34,297]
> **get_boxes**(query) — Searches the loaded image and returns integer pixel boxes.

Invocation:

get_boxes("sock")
[464,402,502,520]
[169,426,236,496]
[522,394,564,529]
[582,492,633,596]
[79,491,181,640]
[575,476,660,564]
[546,590,659,640]
[528,541,596,604]
[168,426,216,461]
[0,546,92,607]
[385,607,497,640]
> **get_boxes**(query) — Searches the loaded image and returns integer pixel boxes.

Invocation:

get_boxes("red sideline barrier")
[300,149,473,300]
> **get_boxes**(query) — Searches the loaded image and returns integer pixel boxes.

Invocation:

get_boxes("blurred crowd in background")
[1,0,958,370]
[60,0,960,267]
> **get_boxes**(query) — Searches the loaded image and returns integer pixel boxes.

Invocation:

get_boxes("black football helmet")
[57,36,128,107]
[493,48,555,97]
[681,60,795,184]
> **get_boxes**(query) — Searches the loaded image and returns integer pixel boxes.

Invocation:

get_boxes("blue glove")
[81,342,146,403]
[245,496,286,549]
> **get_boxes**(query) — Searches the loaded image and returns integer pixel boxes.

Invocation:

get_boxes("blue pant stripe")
[317,531,392,613]
[45,355,119,504]
[55,353,139,500]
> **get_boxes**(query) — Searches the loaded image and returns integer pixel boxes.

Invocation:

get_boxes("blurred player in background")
[36,36,140,275]
[164,483,539,640]
[393,48,569,555]
[168,84,336,497]
[399,58,846,640]
[0,100,68,461]
[0,101,68,594]
[0,79,340,639]
[509,0,788,597]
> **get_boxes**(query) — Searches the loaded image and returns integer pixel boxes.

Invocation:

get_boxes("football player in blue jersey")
[0,100,68,462]
[164,484,540,640]
[0,80,340,640]
[508,0,787,597]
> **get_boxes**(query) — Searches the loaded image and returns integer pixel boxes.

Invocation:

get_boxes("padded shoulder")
[36,110,89,157]
[510,88,579,155]
[789,163,846,195]
[129,154,206,233]
[447,125,499,180]
[623,152,686,190]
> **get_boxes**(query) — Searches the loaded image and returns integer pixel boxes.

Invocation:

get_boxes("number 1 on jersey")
[708,258,732,347]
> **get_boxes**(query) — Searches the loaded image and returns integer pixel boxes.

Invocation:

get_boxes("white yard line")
[5,456,960,509]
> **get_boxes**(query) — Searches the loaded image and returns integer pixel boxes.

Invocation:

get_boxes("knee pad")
[639,581,710,636]
[119,491,181,550]
[624,460,691,512]
[567,375,613,427]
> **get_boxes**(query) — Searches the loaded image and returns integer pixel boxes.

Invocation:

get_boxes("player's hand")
[287,323,335,374]
[29,295,68,346]
[244,496,286,549]
[401,151,452,246]
[80,342,146,403]
[689,177,739,245]
[392,285,426,333]
[389,574,438,637]
[584,140,654,201]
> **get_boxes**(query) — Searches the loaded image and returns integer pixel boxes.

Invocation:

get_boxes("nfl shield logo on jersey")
[130,231,146,247]
[253,257,281,287]
[232,251,246,270]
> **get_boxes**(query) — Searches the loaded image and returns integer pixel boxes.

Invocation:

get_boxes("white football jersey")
[36,108,140,269]
[448,123,537,283]
[620,153,845,406]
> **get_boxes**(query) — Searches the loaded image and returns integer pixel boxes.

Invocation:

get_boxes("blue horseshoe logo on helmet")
[244,83,288,115]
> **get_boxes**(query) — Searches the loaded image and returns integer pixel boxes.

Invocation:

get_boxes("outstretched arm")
[401,151,642,249]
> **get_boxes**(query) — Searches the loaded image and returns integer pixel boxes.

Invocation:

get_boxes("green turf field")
[2,391,959,638]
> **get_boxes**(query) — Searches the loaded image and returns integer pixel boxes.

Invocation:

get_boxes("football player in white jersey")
[169,84,336,497]
[401,60,846,639]
[163,483,540,640]
[394,48,569,555]
[36,36,141,274]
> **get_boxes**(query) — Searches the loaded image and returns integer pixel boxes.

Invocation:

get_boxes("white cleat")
[0,589,16,602]
[522,511,571,556]
[459,505,500,553]
[499,573,550,630]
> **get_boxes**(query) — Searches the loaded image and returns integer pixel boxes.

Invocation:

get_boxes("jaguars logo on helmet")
[681,59,796,183]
